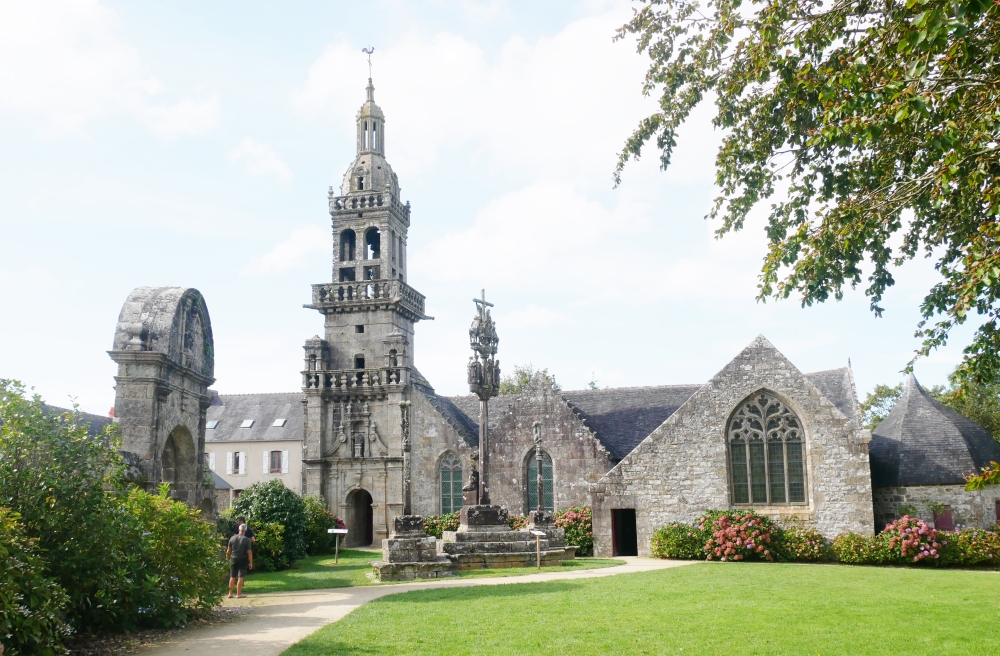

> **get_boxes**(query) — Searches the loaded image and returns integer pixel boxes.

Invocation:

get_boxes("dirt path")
[138,557,695,656]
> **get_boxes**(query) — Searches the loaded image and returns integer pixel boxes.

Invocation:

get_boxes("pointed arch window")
[439,453,463,514]
[526,450,554,512]
[727,391,807,505]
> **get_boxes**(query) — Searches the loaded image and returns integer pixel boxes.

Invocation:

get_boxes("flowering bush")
[941,528,1000,566]
[508,514,529,530]
[831,532,875,564]
[423,512,460,539]
[881,516,943,563]
[555,506,594,556]
[779,525,829,562]
[702,510,778,561]
[651,522,707,559]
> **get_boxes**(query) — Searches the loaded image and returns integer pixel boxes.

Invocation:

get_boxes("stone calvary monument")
[373,293,576,581]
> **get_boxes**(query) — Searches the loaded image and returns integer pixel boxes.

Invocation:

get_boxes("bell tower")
[301,77,431,546]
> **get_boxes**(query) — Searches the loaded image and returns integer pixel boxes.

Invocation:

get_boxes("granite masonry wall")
[873,485,1000,530]
[489,380,616,515]
[590,336,874,557]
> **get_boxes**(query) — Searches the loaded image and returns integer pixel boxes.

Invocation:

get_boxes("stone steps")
[439,539,551,555]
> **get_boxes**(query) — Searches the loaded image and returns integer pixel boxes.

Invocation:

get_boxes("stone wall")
[590,336,874,557]
[489,379,615,515]
[873,485,1000,530]
[410,390,478,517]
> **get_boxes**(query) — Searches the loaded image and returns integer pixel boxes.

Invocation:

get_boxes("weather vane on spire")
[362,46,375,78]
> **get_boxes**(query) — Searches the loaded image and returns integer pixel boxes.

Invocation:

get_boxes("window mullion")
[744,441,752,505]
[763,438,772,505]
[783,440,790,505]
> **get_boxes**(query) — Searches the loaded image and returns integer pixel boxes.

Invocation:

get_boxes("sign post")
[530,529,546,569]
[328,528,349,564]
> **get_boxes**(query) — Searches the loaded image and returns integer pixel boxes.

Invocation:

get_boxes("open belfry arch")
[302,75,432,546]
[109,287,215,513]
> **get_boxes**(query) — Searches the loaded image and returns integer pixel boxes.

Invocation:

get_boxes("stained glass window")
[439,453,463,514]
[527,450,554,512]
[727,391,807,505]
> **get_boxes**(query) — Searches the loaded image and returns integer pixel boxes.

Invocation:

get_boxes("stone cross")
[467,289,499,504]
[362,46,375,78]
[400,400,412,515]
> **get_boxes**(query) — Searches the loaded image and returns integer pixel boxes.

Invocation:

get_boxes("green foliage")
[617,0,1000,384]
[0,380,227,644]
[651,522,707,559]
[834,521,999,567]
[230,479,308,565]
[250,522,287,572]
[941,528,1000,566]
[860,384,904,431]
[778,525,829,562]
[928,375,1000,442]
[0,507,70,656]
[499,364,559,395]
[303,495,345,556]
[422,512,460,539]
[554,506,593,556]
[121,485,226,626]
[508,515,528,531]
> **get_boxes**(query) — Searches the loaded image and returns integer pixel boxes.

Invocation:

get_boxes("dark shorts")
[230,558,249,579]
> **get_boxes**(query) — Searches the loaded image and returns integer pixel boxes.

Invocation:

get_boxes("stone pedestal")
[372,515,454,582]
[459,504,509,532]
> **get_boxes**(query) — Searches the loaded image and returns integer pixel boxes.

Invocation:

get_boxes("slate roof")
[437,367,860,462]
[44,404,113,437]
[804,368,862,427]
[211,471,232,490]
[562,385,702,460]
[205,392,303,443]
[870,375,1000,487]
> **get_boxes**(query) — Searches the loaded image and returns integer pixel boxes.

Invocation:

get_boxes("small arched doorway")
[347,489,374,547]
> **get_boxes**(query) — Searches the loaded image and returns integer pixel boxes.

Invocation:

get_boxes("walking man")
[226,523,253,598]
[234,516,255,542]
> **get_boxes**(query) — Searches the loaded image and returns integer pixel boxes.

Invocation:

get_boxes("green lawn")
[241,550,623,594]
[282,563,1000,655]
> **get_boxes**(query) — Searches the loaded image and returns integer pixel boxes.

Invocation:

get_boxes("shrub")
[249,522,287,572]
[554,506,593,556]
[702,509,778,562]
[303,495,345,555]
[423,512,460,539]
[779,525,829,562]
[881,516,943,564]
[941,528,1000,566]
[230,479,308,566]
[508,515,528,531]
[651,522,706,559]
[0,507,70,656]
[122,484,226,627]
[831,532,875,564]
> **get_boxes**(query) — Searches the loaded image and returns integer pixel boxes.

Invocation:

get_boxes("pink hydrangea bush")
[555,506,594,556]
[780,525,828,561]
[701,510,778,562]
[943,528,1000,566]
[882,516,943,563]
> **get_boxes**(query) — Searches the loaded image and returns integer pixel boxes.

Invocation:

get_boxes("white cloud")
[0,0,220,138]
[241,225,327,275]
[291,10,656,185]
[228,137,293,181]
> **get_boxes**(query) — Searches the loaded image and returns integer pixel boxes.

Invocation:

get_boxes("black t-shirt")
[228,534,252,561]
[234,525,254,540]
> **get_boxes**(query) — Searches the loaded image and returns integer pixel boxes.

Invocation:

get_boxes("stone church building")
[109,77,1000,555]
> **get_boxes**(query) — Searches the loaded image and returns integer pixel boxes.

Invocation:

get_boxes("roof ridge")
[215,392,301,397]
[561,383,702,393]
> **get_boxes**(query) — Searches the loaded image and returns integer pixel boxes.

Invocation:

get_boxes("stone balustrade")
[302,366,408,392]
[310,279,426,319]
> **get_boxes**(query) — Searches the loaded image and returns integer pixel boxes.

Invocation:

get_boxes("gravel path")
[138,557,695,656]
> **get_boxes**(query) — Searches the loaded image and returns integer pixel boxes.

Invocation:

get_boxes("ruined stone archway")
[161,425,197,498]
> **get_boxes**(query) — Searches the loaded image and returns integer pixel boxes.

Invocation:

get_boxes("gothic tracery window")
[526,450,554,512]
[439,453,462,514]
[727,391,807,505]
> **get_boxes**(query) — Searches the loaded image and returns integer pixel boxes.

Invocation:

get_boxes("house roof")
[870,375,1000,487]
[804,368,862,427]
[211,471,232,490]
[43,404,113,437]
[205,392,303,443]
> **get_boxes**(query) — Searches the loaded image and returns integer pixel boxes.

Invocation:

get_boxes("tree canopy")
[617,0,1000,383]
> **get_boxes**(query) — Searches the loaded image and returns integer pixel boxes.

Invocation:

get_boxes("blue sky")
[0,0,975,415]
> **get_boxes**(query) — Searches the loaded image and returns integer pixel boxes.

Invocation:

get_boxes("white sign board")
[530,530,547,537]
[328,528,349,534]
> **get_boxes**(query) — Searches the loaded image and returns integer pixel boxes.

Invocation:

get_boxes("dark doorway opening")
[351,489,374,546]
[612,509,638,557]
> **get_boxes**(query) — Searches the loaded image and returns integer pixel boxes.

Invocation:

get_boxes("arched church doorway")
[347,489,374,547]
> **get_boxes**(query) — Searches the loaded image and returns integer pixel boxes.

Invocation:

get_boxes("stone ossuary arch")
[161,425,197,487]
